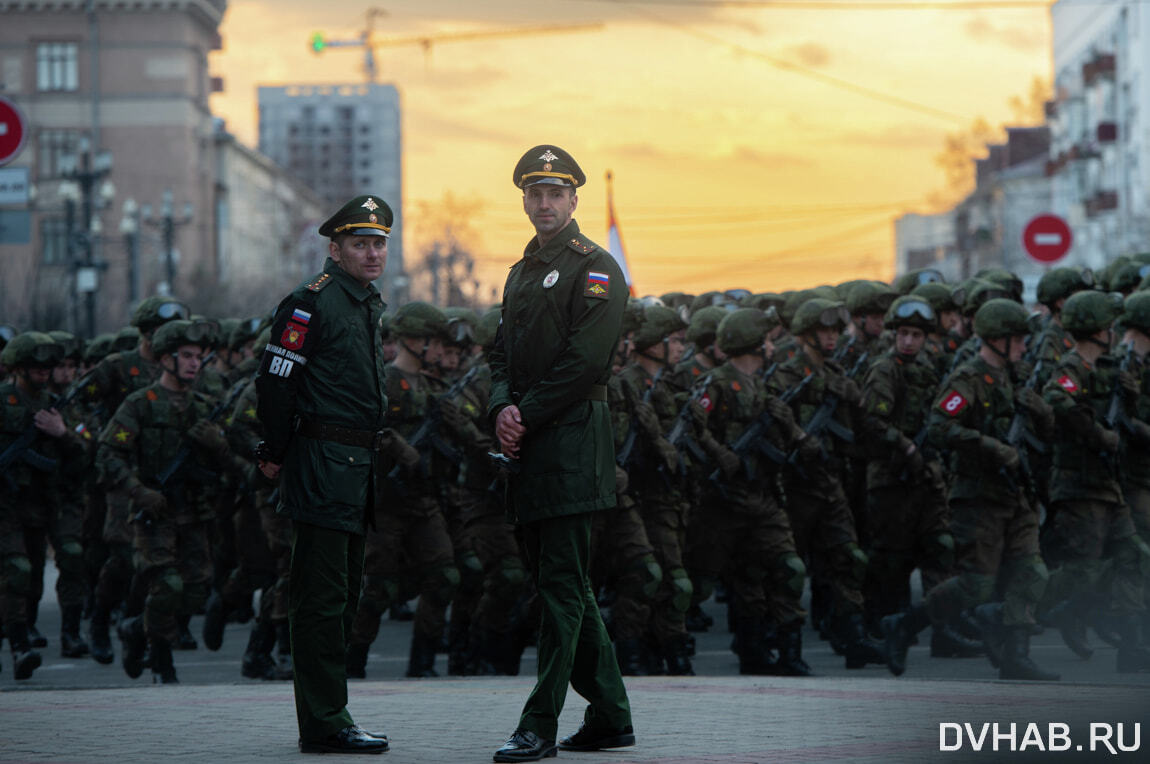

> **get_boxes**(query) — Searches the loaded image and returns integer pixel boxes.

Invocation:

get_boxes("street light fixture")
[143,188,193,297]
[55,142,113,338]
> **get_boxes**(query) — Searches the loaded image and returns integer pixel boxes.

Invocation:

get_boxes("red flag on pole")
[605,170,636,296]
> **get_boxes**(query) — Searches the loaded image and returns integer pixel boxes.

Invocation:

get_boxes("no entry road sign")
[0,96,28,167]
[1023,214,1073,264]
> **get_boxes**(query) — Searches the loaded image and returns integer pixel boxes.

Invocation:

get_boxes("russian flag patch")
[291,308,312,325]
[584,270,610,299]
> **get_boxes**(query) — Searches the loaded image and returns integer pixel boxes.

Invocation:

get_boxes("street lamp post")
[142,189,193,297]
[57,137,113,338]
[120,198,140,304]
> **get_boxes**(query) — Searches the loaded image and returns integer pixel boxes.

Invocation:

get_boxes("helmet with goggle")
[791,298,850,337]
[131,296,190,333]
[47,330,83,360]
[885,296,937,333]
[633,305,687,352]
[911,282,964,315]
[973,299,1031,341]
[1060,290,1124,338]
[443,307,478,348]
[392,302,448,340]
[0,332,63,368]
[717,308,772,357]
[893,268,945,295]
[846,280,897,317]
[151,319,215,357]
[1036,267,1094,308]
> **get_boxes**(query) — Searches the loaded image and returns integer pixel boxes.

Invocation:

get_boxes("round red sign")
[0,96,28,167]
[1022,214,1073,264]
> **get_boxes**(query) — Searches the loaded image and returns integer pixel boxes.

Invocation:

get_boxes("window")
[37,129,82,178]
[40,216,70,265]
[36,42,78,92]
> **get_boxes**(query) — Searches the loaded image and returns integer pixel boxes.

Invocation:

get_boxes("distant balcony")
[1083,53,1116,87]
[1085,190,1119,217]
[1097,122,1117,143]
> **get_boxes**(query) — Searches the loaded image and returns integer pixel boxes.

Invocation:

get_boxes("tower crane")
[310,8,604,83]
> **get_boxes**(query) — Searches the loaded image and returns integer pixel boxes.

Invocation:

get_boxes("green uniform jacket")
[1041,350,1125,504]
[256,259,387,534]
[928,356,1018,505]
[1120,345,1150,489]
[488,220,626,524]
[860,349,939,489]
[0,383,85,522]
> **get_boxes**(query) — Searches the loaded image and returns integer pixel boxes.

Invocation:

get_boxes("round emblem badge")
[369,214,378,223]
[542,270,560,289]
[543,162,553,172]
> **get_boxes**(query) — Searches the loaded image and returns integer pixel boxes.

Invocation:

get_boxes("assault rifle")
[155,374,252,490]
[1106,348,1134,432]
[388,366,478,492]
[616,368,663,469]
[707,371,815,484]
[793,350,870,463]
[0,374,102,490]
[662,373,714,477]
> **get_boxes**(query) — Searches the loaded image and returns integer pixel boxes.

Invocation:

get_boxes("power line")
[597,1,973,124]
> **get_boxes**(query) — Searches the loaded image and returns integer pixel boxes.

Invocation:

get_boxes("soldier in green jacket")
[0,333,86,680]
[98,320,237,684]
[1118,292,1150,643]
[1038,290,1150,672]
[490,146,632,763]
[884,299,1058,681]
[255,196,392,755]
[859,297,978,657]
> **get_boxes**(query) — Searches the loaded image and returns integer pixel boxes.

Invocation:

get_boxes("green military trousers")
[516,512,632,741]
[289,522,365,742]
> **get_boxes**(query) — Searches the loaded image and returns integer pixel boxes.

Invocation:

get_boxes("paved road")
[2,564,1149,763]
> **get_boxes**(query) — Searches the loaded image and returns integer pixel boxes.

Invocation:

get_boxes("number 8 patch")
[938,390,968,416]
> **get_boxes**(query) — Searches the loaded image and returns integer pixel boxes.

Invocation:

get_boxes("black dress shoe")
[299,725,389,754]
[559,722,635,751]
[494,730,556,762]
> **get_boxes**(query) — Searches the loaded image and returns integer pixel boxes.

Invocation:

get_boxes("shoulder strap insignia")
[567,237,597,255]
[306,273,334,293]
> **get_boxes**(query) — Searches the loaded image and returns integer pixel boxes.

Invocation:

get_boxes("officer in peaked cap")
[255,194,392,754]
[512,145,587,190]
[491,145,632,762]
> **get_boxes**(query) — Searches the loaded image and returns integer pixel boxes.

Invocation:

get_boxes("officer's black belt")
[294,417,383,450]
[585,384,607,402]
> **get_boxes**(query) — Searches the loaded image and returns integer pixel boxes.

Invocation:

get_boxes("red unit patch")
[1057,375,1078,393]
[700,394,714,412]
[938,391,969,416]
[281,323,308,350]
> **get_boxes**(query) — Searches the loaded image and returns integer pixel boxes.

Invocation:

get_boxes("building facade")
[257,83,405,305]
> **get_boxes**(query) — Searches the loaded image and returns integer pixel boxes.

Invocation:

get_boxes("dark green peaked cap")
[513,145,586,189]
[318,195,393,239]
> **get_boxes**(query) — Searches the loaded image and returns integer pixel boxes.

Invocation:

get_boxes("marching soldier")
[688,309,813,675]
[98,320,237,684]
[885,299,1058,681]
[0,333,86,679]
[1038,290,1150,672]
[1118,292,1150,641]
[769,298,885,668]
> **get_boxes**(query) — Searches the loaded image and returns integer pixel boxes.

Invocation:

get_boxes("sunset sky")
[208,0,1054,298]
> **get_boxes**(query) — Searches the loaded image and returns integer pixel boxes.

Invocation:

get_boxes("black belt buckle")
[371,430,387,452]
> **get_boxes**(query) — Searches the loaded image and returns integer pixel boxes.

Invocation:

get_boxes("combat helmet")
[892,268,945,295]
[131,296,190,333]
[963,279,1012,317]
[1121,292,1150,335]
[151,319,214,357]
[974,268,1023,303]
[1036,267,1093,309]
[228,316,265,351]
[113,326,140,352]
[1110,262,1150,295]
[443,307,478,348]
[392,302,448,339]
[791,298,849,337]
[48,330,83,360]
[0,324,17,352]
[0,332,62,368]
[634,305,687,352]
[1060,290,1124,338]
[885,296,938,333]
[685,306,727,348]
[846,281,897,317]
[973,299,1030,340]
[911,282,962,315]
[717,308,771,357]
[621,298,645,336]
[84,333,116,365]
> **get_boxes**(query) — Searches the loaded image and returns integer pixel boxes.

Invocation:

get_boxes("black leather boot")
[662,634,695,676]
[972,602,1005,669]
[685,604,713,632]
[614,637,650,676]
[1041,595,1094,660]
[8,622,42,681]
[405,631,439,678]
[201,590,225,651]
[841,613,887,669]
[735,617,776,675]
[881,604,930,677]
[175,613,197,650]
[59,604,90,658]
[241,621,276,680]
[930,623,985,658]
[999,627,1060,681]
[117,615,148,679]
[149,636,179,684]
[346,641,369,679]
[775,622,812,676]
[88,607,115,665]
